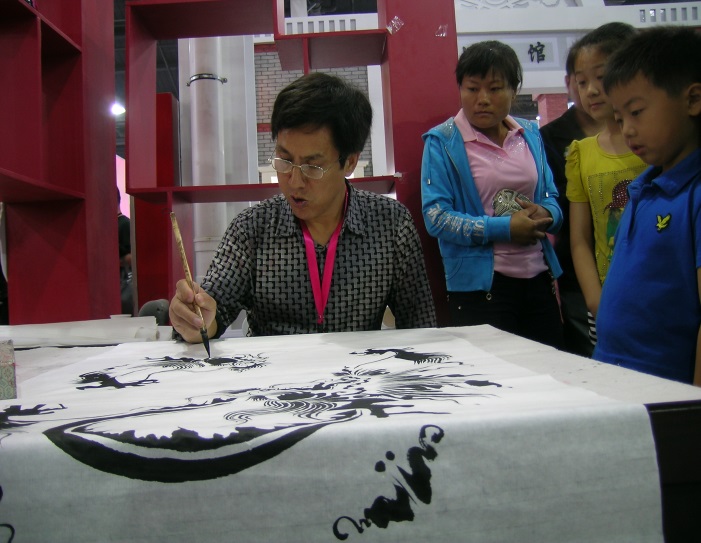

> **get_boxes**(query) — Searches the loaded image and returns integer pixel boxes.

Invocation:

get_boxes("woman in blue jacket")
[421,40,564,349]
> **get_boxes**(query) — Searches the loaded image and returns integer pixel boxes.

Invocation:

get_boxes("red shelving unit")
[129,178,396,206]
[0,0,118,324]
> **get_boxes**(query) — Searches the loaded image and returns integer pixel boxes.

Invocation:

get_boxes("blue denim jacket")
[421,116,563,292]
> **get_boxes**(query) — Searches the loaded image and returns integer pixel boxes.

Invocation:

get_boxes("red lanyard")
[301,190,348,325]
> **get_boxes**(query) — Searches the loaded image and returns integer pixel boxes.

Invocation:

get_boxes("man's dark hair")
[603,25,701,97]
[271,72,372,166]
[456,40,522,92]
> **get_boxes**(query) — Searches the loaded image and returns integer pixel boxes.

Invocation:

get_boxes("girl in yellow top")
[565,22,647,347]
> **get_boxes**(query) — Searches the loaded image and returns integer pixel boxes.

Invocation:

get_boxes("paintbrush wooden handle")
[170,212,204,322]
[170,212,212,358]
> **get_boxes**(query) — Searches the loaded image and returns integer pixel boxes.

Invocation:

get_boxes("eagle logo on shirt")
[656,214,671,232]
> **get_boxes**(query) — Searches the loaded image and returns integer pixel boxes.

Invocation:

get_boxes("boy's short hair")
[271,72,372,165]
[456,40,522,93]
[603,26,701,97]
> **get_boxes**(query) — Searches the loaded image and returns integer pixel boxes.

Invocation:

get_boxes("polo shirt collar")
[454,109,523,142]
[635,148,701,198]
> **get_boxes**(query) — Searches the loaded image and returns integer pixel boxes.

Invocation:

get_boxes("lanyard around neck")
[301,189,348,325]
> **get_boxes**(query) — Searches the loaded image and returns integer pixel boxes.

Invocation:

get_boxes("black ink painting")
[0,334,663,543]
[0,347,503,484]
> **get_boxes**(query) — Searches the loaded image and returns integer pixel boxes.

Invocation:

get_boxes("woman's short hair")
[455,40,522,92]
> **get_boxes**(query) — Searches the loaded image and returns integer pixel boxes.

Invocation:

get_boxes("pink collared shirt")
[454,109,547,279]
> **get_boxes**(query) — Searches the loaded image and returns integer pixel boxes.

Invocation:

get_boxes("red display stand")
[377,0,459,325]
[0,0,117,324]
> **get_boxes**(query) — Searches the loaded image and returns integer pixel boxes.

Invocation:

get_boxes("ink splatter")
[333,424,445,540]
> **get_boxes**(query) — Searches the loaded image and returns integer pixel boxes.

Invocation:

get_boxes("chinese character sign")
[528,41,546,63]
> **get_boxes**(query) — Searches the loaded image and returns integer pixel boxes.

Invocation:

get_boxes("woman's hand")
[509,199,552,245]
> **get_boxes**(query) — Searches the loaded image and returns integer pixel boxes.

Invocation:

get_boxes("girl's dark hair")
[455,40,522,92]
[271,72,372,166]
[571,22,637,67]
[603,25,701,97]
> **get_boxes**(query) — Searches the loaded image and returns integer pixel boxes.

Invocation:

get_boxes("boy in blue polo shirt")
[594,26,701,384]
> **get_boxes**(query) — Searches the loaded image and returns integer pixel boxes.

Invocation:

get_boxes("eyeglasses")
[268,156,335,180]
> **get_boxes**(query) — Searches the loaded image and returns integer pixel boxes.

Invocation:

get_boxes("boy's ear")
[687,82,701,116]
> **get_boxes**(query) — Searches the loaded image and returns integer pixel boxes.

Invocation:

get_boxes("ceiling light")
[111,103,126,116]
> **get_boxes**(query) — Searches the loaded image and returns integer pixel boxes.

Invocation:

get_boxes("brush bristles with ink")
[170,212,211,359]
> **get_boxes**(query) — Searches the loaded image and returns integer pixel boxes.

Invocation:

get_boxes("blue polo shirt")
[594,148,701,383]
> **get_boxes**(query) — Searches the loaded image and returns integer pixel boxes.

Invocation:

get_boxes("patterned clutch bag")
[492,189,532,217]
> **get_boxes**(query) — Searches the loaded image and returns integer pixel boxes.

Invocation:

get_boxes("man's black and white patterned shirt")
[202,182,437,336]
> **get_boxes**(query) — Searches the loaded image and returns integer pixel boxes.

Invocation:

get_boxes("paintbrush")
[169,212,211,358]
